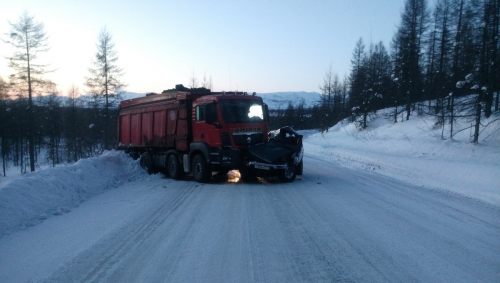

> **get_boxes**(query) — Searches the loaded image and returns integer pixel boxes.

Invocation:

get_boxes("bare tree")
[201,73,213,90]
[189,72,199,89]
[6,13,51,172]
[86,28,125,149]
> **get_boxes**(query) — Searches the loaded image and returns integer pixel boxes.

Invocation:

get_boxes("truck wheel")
[241,168,258,183]
[166,153,182,179]
[279,163,296,182]
[128,151,140,160]
[140,152,156,174]
[295,160,303,175]
[192,154,210,183]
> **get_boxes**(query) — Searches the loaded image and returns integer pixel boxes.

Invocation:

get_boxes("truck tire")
[279,163,296,182]
[140,152,156,174]
[166,153,182,179]
[295,160,303,175]
[241,168,258,183]
[128,150,140,160]
[192,154,210,183]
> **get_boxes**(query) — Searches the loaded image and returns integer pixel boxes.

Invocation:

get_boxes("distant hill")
[119,91,322,110]
[32,91,322,110]
[257,91,321,110]
[119,92,146,100]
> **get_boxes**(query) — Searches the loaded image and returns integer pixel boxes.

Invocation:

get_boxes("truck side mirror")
[205,102,217,124]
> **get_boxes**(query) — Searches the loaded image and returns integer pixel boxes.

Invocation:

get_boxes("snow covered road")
[1,154,499,282]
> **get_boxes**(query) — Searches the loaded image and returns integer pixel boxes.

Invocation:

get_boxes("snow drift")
[0,151,145,237]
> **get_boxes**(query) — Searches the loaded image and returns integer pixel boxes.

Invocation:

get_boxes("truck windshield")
[221,100,264,123]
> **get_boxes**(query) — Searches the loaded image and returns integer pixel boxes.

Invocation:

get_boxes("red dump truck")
[118,85,303,182]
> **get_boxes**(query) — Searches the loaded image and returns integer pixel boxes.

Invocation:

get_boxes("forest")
[0,0,499,176]
[309,0,500,136]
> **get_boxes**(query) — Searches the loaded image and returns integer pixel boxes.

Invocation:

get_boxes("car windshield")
[221,100,264,123]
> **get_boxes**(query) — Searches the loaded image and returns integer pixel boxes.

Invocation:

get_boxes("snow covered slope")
[0,151,147,237]
[119,91,146,100]
[258,91,321,109]
[305,109,500,206]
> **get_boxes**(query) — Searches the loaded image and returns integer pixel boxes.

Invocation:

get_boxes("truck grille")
[232,132,263,146]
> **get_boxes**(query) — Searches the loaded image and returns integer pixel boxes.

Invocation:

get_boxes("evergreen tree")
[479,0,500,117]
[394,0,428,120]
[86,28,125,149]
[6,13,51,172]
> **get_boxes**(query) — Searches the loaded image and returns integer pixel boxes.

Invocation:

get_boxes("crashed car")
[246,126,304,182]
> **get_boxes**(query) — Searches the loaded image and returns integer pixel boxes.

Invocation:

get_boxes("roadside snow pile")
[305,110,500,206]
[0,151,146,237]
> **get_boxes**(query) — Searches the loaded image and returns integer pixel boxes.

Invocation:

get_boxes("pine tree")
[479,0,499,117]
[349,38,369,128]
[394,0,428,120]
[6,13,51,172]
[86,28,125,149]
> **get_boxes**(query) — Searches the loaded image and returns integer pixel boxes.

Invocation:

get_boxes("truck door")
[193,102,221,147]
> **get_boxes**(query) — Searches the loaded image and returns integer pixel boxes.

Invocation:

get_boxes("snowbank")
[305,110,500,206]
[0,151,145,237]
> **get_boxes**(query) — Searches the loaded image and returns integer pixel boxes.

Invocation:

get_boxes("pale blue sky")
[0,0,405,94]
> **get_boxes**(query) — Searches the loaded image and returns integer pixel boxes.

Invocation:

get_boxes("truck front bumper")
[247,161,288,170]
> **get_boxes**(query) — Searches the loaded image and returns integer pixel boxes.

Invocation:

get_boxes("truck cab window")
[248,104,263,120]
[196,103,217,123]
[205,103,217,123]
[221,101,264,123]
[195,105,205,121]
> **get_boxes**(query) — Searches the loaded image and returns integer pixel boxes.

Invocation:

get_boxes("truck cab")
[190,94,269,176]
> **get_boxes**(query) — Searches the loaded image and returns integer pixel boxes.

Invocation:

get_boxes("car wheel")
[279,163,296,182]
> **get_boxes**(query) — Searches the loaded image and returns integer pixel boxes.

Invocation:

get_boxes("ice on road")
[0,155,499,282]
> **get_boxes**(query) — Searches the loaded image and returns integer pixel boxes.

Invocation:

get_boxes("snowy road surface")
[0,154,499,282]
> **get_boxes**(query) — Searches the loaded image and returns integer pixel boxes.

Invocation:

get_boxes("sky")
[0,0,406,94]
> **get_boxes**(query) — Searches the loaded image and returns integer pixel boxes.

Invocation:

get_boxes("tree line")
[0,13,124,175]
[317,0,499,141]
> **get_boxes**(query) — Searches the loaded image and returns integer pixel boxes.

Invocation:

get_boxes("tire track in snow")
[45,182,198,282]
[299,154,500,281]
[38,154,500,282]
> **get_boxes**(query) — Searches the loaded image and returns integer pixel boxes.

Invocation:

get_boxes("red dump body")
[118,91,197,152]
